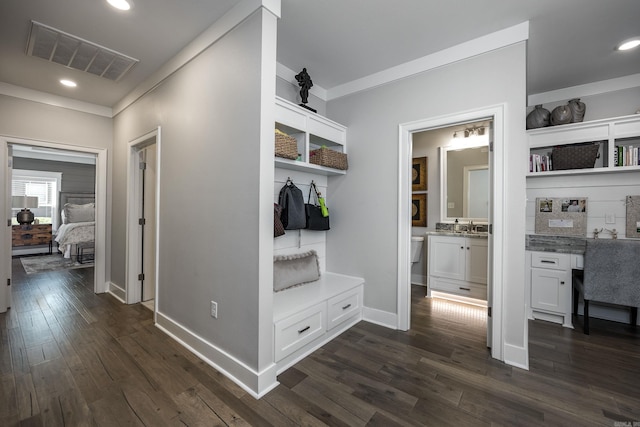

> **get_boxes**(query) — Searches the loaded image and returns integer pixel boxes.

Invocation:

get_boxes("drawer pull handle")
[459,287,471,291]
[342,303,352,310]
[540,260,556,264]
[298,326,310,334]
[560,281,565,285]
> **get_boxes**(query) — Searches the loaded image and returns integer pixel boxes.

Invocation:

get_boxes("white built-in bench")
[273,272,364,373]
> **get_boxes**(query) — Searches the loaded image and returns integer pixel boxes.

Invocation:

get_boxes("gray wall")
[12,158,96,193]
[112,10,272,369]
[326,43,527,352]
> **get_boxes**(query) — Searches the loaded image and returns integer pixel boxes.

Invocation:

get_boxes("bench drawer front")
[327,288,361,330]
[274,303,326,361]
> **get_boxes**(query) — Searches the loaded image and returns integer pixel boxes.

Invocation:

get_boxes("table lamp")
[12,196,39,225]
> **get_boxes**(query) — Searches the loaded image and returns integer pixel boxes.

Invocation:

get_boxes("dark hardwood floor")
[1,258,639,426]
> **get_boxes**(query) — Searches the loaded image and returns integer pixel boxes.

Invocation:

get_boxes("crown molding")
[326,21,529,101]
[0,82,113,117]
[528,73,640,106]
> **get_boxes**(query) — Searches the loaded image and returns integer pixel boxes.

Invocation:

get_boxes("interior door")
[3,145,13,311]
[141,144,157,302]
[486,120,494,348]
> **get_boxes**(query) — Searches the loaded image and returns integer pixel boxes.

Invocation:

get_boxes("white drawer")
[530,251,569,271]
[327,287,361,330]
[430,277,487,300]
[274,303,326,361]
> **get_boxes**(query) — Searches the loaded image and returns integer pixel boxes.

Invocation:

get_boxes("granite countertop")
[525,234,586,254]
[425,230,489,239]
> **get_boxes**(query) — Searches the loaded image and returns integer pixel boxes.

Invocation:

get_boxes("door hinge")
[139,161,147,170]
[7,278,11,287]
[489,141,494,152]
[489,224,493,234]
[138,273,145,281]
[138,218,146,226]
[7,219,11,227]
[488,306,492,317]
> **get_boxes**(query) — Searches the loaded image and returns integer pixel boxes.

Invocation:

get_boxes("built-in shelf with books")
[527,114,640,177]
[274,96,347,176]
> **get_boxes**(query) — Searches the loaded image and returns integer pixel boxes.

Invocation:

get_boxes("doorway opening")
[126,128,160,313]
[1,136,108,312]
[397,105,506,362]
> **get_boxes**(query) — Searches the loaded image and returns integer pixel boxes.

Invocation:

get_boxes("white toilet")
[411,236,424,263]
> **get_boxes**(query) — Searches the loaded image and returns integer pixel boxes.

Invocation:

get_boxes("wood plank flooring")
[1,257,639,425]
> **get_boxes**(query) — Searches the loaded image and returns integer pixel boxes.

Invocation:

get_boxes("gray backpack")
[278,179,306,230]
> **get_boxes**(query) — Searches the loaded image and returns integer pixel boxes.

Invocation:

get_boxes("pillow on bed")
[273,250,320,292]
[63,203,95,223]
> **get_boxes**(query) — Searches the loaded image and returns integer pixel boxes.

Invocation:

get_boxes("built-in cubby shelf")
[275,96,347,176]
[527,114,640,177]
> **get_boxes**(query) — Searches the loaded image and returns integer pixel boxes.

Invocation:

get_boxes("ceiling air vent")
[26,21,138,82]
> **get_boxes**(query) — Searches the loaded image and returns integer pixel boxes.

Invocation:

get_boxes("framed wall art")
[412,194,427,227]
[412,157,428,192]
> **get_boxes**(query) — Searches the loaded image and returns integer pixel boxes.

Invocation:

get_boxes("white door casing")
[397,105,504,361]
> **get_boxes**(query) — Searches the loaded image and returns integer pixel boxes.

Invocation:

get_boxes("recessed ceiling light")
[617,38,640,51]
[60,79,77,88]
[106,0,132,11]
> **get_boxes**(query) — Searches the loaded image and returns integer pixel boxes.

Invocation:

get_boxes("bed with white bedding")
[55,192,95,259]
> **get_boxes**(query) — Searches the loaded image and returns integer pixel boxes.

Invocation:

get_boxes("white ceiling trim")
[528,73,640,106]
[0,82,112,117]
[113,0,281,116]
[326,21,530,101]
[276,62,327,100]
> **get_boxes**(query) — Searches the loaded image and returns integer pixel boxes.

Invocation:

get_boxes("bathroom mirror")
[441,143,489,222]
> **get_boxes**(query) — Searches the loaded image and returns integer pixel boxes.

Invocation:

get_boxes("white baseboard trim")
[362,306,398,329]
[503,342,528,370]
[411,273,426,286]
[107,282,126,303]
[155,311,278,399]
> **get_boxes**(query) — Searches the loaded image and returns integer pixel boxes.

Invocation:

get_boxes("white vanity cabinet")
[526,251,583,327]
[427,234,488,300]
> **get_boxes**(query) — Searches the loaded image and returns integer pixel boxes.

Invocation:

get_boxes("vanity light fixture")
[60,79,77,87]
[617,38,640,51]
[107,0,132,11]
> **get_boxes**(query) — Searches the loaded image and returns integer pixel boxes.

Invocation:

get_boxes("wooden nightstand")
[12,224,53,254]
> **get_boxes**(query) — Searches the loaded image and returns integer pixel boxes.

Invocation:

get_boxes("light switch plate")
[605,213,615,224]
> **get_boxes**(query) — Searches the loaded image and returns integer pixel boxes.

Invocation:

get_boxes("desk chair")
[572,238,640,334]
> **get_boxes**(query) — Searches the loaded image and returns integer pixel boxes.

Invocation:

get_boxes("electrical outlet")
[448,202,455,209]
[210,301,218,318]
[605,213,616,224]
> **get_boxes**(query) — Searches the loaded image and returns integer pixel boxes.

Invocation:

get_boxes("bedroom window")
[12,170,62,229]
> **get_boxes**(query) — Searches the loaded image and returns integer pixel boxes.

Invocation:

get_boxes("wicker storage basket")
[309,147,348,170]
[275,130,298,160]
[551,143,599,170]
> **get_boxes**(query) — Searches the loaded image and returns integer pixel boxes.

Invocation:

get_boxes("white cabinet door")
[429,236,466,281]
[466,238,488,284]
[530,268,569,314]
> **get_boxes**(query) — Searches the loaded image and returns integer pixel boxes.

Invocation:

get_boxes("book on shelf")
[615,145,639,167]
[529,153,552,172]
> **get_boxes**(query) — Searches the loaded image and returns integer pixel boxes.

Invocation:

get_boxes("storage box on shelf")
[527,114,640,176]
[275,96,347,176]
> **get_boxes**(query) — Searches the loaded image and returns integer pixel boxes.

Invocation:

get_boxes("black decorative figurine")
[295,68,316,113]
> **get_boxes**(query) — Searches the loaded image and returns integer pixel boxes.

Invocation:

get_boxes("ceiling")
[0,0,638,109]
